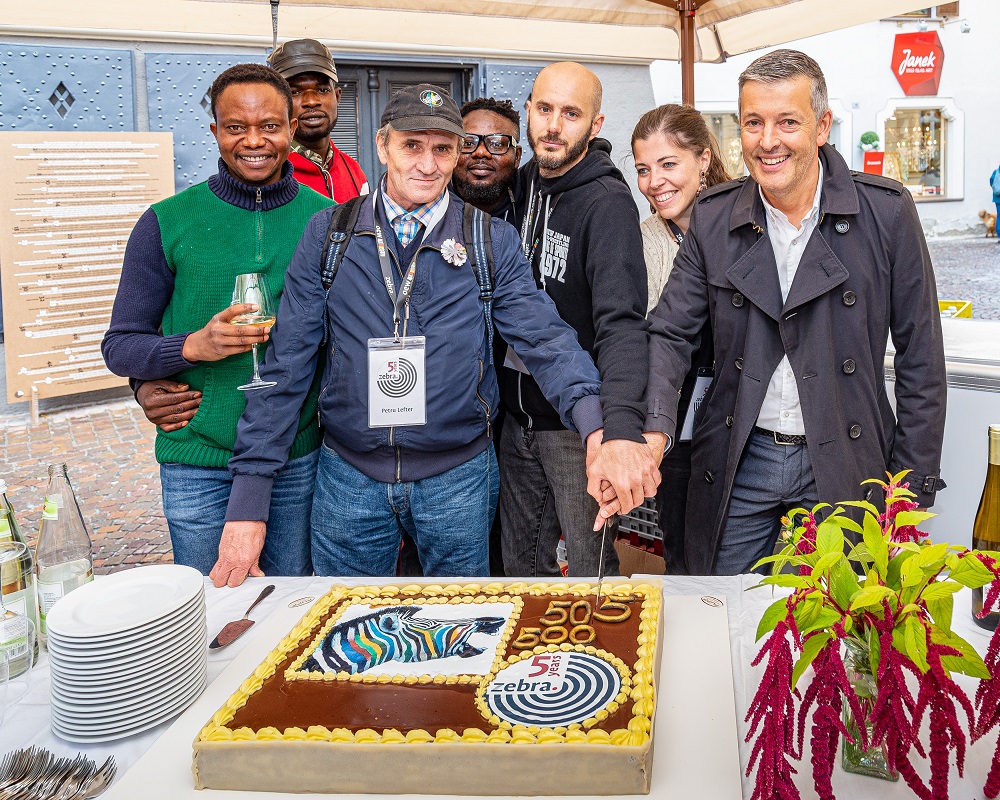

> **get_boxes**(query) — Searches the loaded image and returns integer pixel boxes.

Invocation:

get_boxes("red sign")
[863,152,884,175]
[891,32,944,96]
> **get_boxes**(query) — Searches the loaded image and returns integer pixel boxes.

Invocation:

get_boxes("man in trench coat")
[640,50,947,575]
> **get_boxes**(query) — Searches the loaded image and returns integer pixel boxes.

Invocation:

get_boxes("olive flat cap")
[268,39,338,82]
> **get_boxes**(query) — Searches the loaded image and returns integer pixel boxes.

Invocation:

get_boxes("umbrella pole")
[679,0,696,105]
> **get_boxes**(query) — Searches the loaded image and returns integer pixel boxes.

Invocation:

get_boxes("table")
[2,575,997,799]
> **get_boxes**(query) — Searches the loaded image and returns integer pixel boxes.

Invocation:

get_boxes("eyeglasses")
[460,133,519,155]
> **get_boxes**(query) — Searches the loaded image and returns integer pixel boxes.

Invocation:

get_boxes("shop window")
[703,112,745,178]
[883,108,947,198]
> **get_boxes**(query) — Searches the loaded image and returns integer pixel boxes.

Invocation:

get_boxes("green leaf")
[901,615,929,672]
[913,543,949,571]
[800,606,845,638]
[850,585,896,611]
[931,627,991,679]
[920,582,962,601]
[839,499,881,517]
[811,550,843,579]
[886,551,911,589]
[894,510,935,529]
[816,519,846,556]
[900,556,924,588]
[863,513,889,578]
[830,559,861,610]
[948,554,996,589]
[760,573,811,589]
[925,594,954,634]
[756,598,790,641]
[791,631,833,688]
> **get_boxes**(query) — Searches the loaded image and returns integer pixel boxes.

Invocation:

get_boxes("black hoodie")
[501,139,647,442]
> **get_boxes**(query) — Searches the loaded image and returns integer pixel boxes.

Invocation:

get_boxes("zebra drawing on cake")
[302,605,506,674]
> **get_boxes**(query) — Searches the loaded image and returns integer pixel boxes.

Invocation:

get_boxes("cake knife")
[209,584,275,650]
[594,516,613,612]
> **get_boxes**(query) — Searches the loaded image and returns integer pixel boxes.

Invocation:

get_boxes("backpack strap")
[318,195,364,345]
[321,195,364,290]
[462,202,497,364]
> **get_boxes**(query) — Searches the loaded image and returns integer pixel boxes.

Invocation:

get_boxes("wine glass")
[232,272,278,391]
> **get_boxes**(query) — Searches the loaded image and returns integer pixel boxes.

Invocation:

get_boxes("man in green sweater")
[102,63,333,577]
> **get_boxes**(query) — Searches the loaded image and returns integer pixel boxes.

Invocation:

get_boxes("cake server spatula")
[209,584,275,650]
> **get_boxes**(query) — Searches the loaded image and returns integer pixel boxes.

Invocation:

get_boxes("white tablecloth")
[2,575,997,799]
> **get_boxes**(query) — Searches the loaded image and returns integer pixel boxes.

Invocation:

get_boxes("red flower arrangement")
[747,471,1000,800]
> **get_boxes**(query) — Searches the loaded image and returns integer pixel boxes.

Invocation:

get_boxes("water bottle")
[34,465,94,641]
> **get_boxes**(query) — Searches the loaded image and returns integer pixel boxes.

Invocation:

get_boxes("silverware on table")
[0,746,116,800]
[209,584,275,650]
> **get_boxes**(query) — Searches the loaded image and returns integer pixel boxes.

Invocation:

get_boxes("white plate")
[50,656,207,713]
[49,643,205,699]
[48,622,207,682]
[51,671,207,743]
[46,565,204,639]
[46,592,205,649]
[51,660,207,722]
[46,604,206,662]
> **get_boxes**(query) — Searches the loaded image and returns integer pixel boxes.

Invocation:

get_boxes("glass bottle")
[34,464,94,641]
[0,480,39,666]
[973,425,1000,630]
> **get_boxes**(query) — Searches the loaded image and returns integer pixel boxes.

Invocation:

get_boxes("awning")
[4,0,928,65]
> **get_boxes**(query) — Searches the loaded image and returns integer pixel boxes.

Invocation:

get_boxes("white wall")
[647,0,1000,237]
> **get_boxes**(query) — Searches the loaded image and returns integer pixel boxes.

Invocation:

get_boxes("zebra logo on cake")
[303,605,506,674]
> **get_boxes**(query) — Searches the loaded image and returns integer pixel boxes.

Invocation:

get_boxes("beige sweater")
[640,214,680,316]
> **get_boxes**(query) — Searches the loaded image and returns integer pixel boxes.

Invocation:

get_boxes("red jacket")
[288,144,368,202]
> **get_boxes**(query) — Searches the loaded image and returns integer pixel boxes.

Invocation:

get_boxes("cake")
[193,580,662,795]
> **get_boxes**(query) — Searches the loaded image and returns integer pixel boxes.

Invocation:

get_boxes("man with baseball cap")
[268,38,368,202]
[213,84,627,586]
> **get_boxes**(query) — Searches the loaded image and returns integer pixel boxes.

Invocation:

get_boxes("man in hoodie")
[499,62,656,578]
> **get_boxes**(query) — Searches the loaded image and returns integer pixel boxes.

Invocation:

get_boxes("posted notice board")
[0,132,174,403]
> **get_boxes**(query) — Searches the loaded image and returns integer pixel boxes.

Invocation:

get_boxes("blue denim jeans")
[713,429,818,576]
[311,443,497,577]
[160,450,318,576]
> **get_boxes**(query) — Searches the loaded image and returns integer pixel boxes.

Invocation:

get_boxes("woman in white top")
[631,105,730,573]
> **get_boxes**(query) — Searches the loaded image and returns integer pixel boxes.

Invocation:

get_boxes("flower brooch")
[441,238,468,267]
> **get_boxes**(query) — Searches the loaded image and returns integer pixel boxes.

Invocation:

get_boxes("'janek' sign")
[891,32,944,96]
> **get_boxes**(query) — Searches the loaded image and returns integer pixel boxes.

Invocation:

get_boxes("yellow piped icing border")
[195,582,659,748]
[284,592,524,685]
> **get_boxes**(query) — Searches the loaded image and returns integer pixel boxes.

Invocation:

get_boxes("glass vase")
[841,639,899,781]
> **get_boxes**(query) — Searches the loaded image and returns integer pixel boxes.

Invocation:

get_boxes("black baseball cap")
[380,84,465,139]
[268,39,338,83]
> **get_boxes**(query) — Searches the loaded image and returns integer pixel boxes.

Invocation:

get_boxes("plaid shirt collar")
[380,178,448,248]
[290,139,333,170]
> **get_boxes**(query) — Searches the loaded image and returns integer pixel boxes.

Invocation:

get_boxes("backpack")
[992,170,1000,196]
[319,197,496,360]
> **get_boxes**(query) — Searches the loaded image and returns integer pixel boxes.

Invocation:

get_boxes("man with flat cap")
[213,85,614,586]
[268,38,368,201]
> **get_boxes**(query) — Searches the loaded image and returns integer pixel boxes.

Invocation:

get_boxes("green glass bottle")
[972,425,1000,630]
[0,479,40,668]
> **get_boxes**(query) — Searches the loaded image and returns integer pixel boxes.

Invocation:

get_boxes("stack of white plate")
[46,564,207,743]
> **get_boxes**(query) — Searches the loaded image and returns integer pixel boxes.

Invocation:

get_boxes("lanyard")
[665,219,684,245]
[373,187,418,341]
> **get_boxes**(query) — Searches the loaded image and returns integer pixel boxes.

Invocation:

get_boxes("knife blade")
[209,584,275,650]
[594,516,613,613]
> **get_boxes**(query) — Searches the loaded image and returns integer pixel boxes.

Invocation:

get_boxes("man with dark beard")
[499,61,658,578]
[453,97,522,222]
[268,39,368,202]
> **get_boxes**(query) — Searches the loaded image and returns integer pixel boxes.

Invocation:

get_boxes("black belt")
[754,426,806,446]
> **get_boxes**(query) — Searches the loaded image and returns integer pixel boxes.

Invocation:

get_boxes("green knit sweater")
[152,176,332,468]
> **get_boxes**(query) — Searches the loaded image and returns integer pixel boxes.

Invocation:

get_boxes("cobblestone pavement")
[927,236,1000,319]
[0,402,171,574]
[0,234,996,578]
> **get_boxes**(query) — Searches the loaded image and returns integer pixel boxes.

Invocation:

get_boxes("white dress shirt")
[755,163,824,435]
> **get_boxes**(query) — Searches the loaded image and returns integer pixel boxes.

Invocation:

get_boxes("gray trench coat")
[646,144,947,575]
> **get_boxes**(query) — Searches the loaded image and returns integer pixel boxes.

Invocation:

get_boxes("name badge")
[368,337,426,428]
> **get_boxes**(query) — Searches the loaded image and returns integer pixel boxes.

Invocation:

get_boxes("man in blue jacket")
[212,85,650,586]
